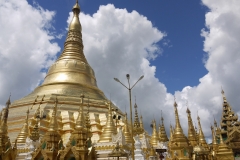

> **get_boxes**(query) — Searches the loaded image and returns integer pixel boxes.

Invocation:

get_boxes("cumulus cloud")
[0,0,60,107]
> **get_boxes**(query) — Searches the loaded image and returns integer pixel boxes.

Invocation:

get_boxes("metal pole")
[129,88,135,160]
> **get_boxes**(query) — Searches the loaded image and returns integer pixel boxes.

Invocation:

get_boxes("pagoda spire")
[32,97,63,159]
[159,112,169,142]
[16,108,30,143]
[57,0,87,63]
[140,115,144,130]
[170,124,173,142]
[48,97,59,132]
[215,134,234,159]
[75,94,86,130]
[99,101,117,142]
[150,119,159,147]
[123,113,131,144]
[0,96,17,160]
[197,116,209,150]
[85,97,92,140]
[133,102,143,135]
[2,95,11,134]
[186,107,197,146]
[211,125,218,151]
[173,100,184,136]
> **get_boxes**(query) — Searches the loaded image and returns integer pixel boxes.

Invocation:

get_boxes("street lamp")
[114,74,144,160]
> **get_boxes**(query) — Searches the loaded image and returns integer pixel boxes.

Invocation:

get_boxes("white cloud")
[0,0,60,107]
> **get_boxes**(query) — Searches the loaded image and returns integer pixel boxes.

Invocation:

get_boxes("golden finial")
[173,99,184,136]
[149,145,157,157]
[174,95,177,107]
[221,86,224,94]
[3,95,11,125]
[197,115,208,150]
[75,94,85,130]
[16,108,30,143]
[123,112,131,144]
[161,110,164,126]
[159,111,169,142]
[47,97,58,132]
[150,119,159,147]
[6,94,11,108]
[98,101,117,142]
[186,107,197,146]
[133,97,142,135]
[214,117,217,127]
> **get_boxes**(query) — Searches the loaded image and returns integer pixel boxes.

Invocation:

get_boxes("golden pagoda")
[150,119,159,148]
[8,0,123,144]
[0,97,17,160]
[16,108,29,144]
[186,108,197,147]
[167,100,192,160]
[210,125,218,159]
[218,89,240,157]
[133,102,144,136]
[197,116,209,152]
[159,113,169,142]
[123,113,131,144]
[98,101,117,143]
[219,89,239,140]
[215,134,234,160]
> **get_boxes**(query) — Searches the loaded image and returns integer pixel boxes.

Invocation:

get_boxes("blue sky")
[29,0,208,94]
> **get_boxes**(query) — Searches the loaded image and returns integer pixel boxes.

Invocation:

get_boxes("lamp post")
[114,74,144,160]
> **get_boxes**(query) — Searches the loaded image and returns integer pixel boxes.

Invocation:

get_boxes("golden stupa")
[7,0,123,143]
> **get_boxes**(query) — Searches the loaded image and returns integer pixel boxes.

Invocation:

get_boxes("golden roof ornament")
[211,125,218,152]
[85,97,92,138]
[75,94,86,130]
[108,142,128,158]
[159,111,169,142]
[2,95,11,135]
[98,101,117,142]
[221,88,227,103]
[186,107,197,146]
[48,97,59,132]
[16,108,30,143]
[169,124,173,142]
[140,115,144,129]
[150,119,159,147]
[149,145,157,157]
[123,113,131,144]
[173,99,184,136]
[0,96,17,160]
[197,116,209,151]
[133,101,144,135]
[215,134,234,159]
[29,121,40,142]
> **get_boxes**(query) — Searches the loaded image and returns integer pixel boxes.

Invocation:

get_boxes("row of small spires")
[0,88,230,143]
